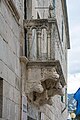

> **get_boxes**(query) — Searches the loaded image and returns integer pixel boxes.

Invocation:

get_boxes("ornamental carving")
[23,17,57,60]
[22,3,66,105]
[25,66,64,106]
[41,67,59,81]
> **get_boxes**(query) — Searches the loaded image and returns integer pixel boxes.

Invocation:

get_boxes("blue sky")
[67,0,80,93]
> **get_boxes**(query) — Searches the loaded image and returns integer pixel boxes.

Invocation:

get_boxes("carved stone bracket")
[41,67,59,81]
[25,64,64,106]
[25,80,44,94]
[20,56,29,64]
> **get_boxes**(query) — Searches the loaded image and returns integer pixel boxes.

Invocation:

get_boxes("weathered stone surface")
[4,0,20,23]
[0,0,69,120]
[13,88,20,104]
[24,63,64,106]
[0,60,8,81]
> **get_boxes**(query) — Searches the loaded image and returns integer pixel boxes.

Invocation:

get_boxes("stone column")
[28,30,32,59]
[47,31,51,59]
[37,29,41,59]
[51,23,55,59]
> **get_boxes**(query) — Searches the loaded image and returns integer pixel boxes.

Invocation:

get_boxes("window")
[61,88,68,113]
[65,88,67,106]
[24,0,27,19]
[53,0,55,14]
[41,28,47,59]
[61,96,63,102]
[61,88,67,105]
[37,12,40,19]
[38,112,41,120]
[0,77,3,118]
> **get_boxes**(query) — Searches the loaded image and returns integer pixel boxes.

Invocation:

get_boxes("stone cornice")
[27,60,66,87]
[23,18,56,30]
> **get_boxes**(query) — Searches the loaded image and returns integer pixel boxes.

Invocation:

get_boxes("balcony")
[23,18,57,61]
[20,6,66,106]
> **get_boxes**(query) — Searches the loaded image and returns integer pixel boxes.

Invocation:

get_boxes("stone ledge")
[23,18,56,30]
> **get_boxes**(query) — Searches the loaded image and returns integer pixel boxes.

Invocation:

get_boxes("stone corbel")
[20,56,28,65]
[47,82,64,97]
[26,67,64,106]
[31,81,64,106]
[41,67,59,81]
[25,80,44,94]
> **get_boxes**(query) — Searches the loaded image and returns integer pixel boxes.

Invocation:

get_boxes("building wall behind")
[55,0,67,82]
[40,96,68,120]
[0,0,24,119]
[0,0,68,120]
[26,0,68,120]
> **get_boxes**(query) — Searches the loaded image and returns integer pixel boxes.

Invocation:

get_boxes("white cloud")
[68,73,80,93]
[66,1,80,94]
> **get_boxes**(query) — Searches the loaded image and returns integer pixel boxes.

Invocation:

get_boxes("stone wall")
[0,0,23,119]
[40,96,68,120]
[0,0,68,120]
[55,0,67,81]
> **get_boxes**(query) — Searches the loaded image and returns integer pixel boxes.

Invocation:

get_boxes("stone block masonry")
[0,0,69,120]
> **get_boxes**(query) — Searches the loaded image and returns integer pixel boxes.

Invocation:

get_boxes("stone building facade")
[0,0,70,120]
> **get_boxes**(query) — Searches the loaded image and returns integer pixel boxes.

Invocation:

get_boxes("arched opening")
[41,28,47,60]
[28,28,37,60]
